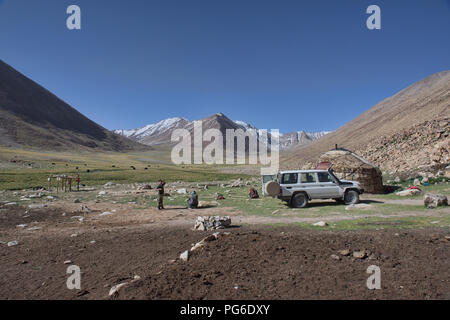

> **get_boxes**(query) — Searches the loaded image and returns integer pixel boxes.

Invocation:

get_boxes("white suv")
[263,169,364,208]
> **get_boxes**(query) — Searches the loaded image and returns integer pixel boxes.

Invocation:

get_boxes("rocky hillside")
[356,118,449,175]
[0,60,146,152]
[282,70,450,175]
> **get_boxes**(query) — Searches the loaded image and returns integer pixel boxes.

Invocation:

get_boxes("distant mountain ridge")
[115,113,331,149]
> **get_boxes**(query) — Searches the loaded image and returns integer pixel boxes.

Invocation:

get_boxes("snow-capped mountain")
[279,130,332,149]
[114,117,191,146]
[115,113,331,148]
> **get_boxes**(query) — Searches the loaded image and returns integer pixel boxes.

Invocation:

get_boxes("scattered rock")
[27,226,42,231]
[99,211,113,217]
[194,216,231,231]
[198,201,219,208]
[396,189,421,196]
[5,202,17,206]
[231,180,243,188]
[16,224,28,228]
[312,221,328,227]
[81,205,90,213]
[177,188,188,194]
[64,260,72,264]
[353,251,367,259]
[73,199,81,203]
[424,193,448,209]
[98,191,107,196]
[339,249,351,256]
[180,250,189,262]
[330,254,341,260]
[190,233,220,252]
[28,204,47,209]
[109,283,128,297]
[104,182,115,188]
[7,240,19,247]
[413,178,421,186]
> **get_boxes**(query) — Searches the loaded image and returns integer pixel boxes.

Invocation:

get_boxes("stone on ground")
[424,193,448,209]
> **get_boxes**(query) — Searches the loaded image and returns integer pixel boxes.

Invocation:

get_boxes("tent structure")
[316,148,384,194]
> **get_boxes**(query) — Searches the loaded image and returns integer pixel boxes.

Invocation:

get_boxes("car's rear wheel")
[291,193,309,208]
[344,190,360,205]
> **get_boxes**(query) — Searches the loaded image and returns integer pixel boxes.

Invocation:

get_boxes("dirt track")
[0,204,449,300]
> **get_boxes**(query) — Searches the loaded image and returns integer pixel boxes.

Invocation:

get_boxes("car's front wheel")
[344,190,360,205]
[291,193,309,208]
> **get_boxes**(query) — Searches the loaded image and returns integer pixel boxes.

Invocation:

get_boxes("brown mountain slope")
[282,70,450,172]
[0,60,147,152]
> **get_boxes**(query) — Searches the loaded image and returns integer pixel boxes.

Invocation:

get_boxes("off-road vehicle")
[262,169,364,208]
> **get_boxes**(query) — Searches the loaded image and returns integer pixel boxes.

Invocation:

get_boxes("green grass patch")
[0,147,250,190]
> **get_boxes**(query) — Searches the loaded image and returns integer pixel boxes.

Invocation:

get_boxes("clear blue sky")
[0,0,449,133]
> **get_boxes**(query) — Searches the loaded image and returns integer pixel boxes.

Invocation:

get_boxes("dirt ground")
[1,202,449,300]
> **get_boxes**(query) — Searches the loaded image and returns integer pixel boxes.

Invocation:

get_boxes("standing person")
[156,179,166,210]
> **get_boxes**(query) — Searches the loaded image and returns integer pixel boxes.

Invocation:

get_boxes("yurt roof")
[318,149,380,170]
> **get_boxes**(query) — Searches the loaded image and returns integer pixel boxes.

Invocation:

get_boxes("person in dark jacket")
[188,191,198,209]
[156,179,166,210]
[249,187,259,199]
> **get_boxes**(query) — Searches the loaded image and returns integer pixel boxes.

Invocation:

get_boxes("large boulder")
[424,193,448,209]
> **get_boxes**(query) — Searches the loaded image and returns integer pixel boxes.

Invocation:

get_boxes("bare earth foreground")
[0,202,449,300]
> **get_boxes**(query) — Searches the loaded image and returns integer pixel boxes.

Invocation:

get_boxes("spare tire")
[265,181,280,197]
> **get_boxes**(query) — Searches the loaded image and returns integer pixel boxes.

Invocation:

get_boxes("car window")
[301,173,317,183]
[318,172,333,183]
[281,173,298,184]
[262,175,275,184]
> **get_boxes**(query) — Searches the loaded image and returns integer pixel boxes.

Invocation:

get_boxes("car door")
[300,172,321,198]
[280,172,300,197]
[317,172,341,198]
